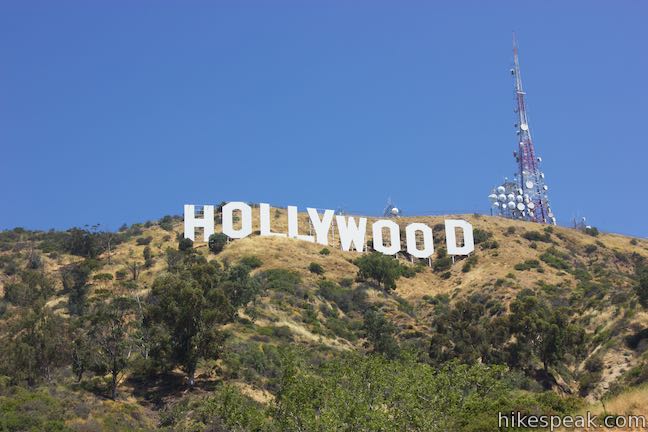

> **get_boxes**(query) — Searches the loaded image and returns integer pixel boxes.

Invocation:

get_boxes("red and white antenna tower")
[489,34,556,225]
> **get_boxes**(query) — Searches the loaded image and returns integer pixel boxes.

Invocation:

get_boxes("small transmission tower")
[490,34,556,225]
[383,197,400,218]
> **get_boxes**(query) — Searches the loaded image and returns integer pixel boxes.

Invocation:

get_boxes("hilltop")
[0,208,647,431]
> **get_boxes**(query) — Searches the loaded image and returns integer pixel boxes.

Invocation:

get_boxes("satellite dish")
[516,195,523,203]
[540,172,545,179]
[520,123,529,131]
[497,186,506,194]
[537,157,542,162]
[527,202,535,209]
[517,203,525,211]
[525,180,534,189]
[391,207,400,216]
[507,202,516,210]
[548,212,555,218]
[492,202,500,208]
[507,193,515,201]
[498,194,507,202]
[543,185,549,191]
[488,194,498,201]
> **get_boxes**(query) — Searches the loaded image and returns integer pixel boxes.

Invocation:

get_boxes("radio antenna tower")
[489,34,556,225]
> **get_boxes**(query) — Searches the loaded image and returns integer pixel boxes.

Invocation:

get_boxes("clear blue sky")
[1,1,646,237]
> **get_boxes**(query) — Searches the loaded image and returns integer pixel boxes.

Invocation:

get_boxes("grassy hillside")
[0,208,647,430]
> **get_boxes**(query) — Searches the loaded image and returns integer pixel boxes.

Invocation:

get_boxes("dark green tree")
[4,270,55,307]
[146,259,258,386]
[178,237,193,251]
[0,306,69,385]
[508,291,585,373]
[634,260,648,308]
[429,294,509,366]
[87,296,137,400]
[362,309,399,358]
[208,233,228,254]
[355,253,403,291]
[143,246,153,268]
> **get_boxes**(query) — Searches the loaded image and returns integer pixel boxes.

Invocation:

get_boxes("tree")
[4,270,55,307]
[508,291,585,373]
[429,294,509,366]
[634,260,648,308]
[362,309,399,358]
[62,260,97,316]
[208,233,228,254]
[70,319,94,382]
[145,259,258,386]
[178,237,193,251]
[355,253,403,291]
[87,296,136,399]
[0,306,69,385]
[127,261,141,281]
[159,215,175,231]
[273,353,512,432]
[143,246,153,268]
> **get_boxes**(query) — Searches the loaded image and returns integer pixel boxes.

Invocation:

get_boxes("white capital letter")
[336,215,367,252]
[307,208,334,245]
[288,206,314,242]
[222,202,252,239]
[184,205,214,242]
[445,219,474,255]
[406,223,434,258]
[372,220,400,255]
[260,203,287,237]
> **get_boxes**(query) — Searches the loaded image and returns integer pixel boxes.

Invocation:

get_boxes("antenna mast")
[489,34,556,225]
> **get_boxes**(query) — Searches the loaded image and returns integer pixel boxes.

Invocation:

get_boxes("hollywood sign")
[184,203,474,258]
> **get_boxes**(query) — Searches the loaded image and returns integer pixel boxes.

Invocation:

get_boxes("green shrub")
[473,229,493,244]
[240,255,262,269]
[319,247,330,255]
[208,233,228,254]
[540,248,571,271]
[92,273,114,282]
[433,256,453,273]
[522,230,551,243]
[257,269,302,294]
[178,237,193,251]
[136,236,152,246]
[514,259,541,271]
[461,255,478,273]
[584,227,599,237]
[159,215,175,231]
[309,262,324,275]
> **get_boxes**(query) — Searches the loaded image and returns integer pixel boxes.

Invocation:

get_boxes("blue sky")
[1,1,647,237]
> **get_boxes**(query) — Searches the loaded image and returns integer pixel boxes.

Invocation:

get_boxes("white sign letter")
[445,219,474,255]
[372,220,401,255]
[222,202,253,239]
[405,223,434,258]
[288,206,314,242]
[184,205,214,242]
[260,203,287,237]
[336,215,367,252]
[307,208,334,245]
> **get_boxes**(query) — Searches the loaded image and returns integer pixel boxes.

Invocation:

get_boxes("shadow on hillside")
[126,372,220,408]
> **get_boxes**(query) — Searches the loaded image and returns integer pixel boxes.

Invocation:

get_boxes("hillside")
[1,208,647,431]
